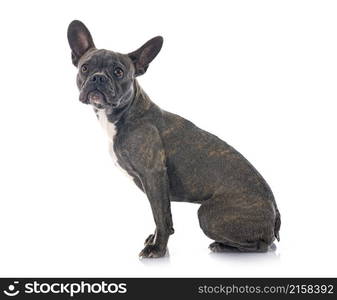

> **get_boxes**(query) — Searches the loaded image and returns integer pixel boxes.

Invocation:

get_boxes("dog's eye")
[81,65,88,73]
[113,67,124,78]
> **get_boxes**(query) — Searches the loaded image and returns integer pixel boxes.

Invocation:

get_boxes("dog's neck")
[105,80,154,125]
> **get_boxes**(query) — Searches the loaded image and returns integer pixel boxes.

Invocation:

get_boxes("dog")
[67,20,281,258]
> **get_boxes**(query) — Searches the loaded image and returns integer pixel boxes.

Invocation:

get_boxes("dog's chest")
[96,110,133,180]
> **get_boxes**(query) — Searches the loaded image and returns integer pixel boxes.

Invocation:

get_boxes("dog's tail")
[274,208,281,242]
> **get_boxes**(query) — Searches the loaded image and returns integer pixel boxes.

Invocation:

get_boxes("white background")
[0,0,336,277]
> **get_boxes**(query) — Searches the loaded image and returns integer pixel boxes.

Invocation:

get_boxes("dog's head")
[67,20,163,113]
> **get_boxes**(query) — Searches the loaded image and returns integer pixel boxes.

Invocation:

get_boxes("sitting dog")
[67,20,281,258]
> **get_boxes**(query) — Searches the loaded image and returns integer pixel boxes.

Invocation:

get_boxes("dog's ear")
[128,36,163,76]
[67,20,95,66]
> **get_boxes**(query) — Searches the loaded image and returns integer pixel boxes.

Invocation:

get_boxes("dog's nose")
[91,74,108,83]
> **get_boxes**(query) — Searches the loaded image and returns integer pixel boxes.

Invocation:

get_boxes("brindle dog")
[67,20,281,258]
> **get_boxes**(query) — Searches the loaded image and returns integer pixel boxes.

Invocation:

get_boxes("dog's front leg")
[138,168,174,258]
[122,125,174,258]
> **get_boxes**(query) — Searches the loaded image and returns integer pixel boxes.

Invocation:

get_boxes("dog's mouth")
[88,90,106,109]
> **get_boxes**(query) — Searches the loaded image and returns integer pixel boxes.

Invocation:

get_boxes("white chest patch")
[96,109,133,181]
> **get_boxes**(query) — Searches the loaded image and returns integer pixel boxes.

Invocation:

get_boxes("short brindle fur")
[67,20,281,258]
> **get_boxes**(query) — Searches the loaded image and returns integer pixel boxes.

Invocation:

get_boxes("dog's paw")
[209,242,240,252]
[139,244,167,258]
[144,234,155,246]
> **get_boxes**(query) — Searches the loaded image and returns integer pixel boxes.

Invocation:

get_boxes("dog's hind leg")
[198,193,277,253]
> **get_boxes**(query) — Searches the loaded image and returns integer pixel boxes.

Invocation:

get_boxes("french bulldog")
[67,20,281,258]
